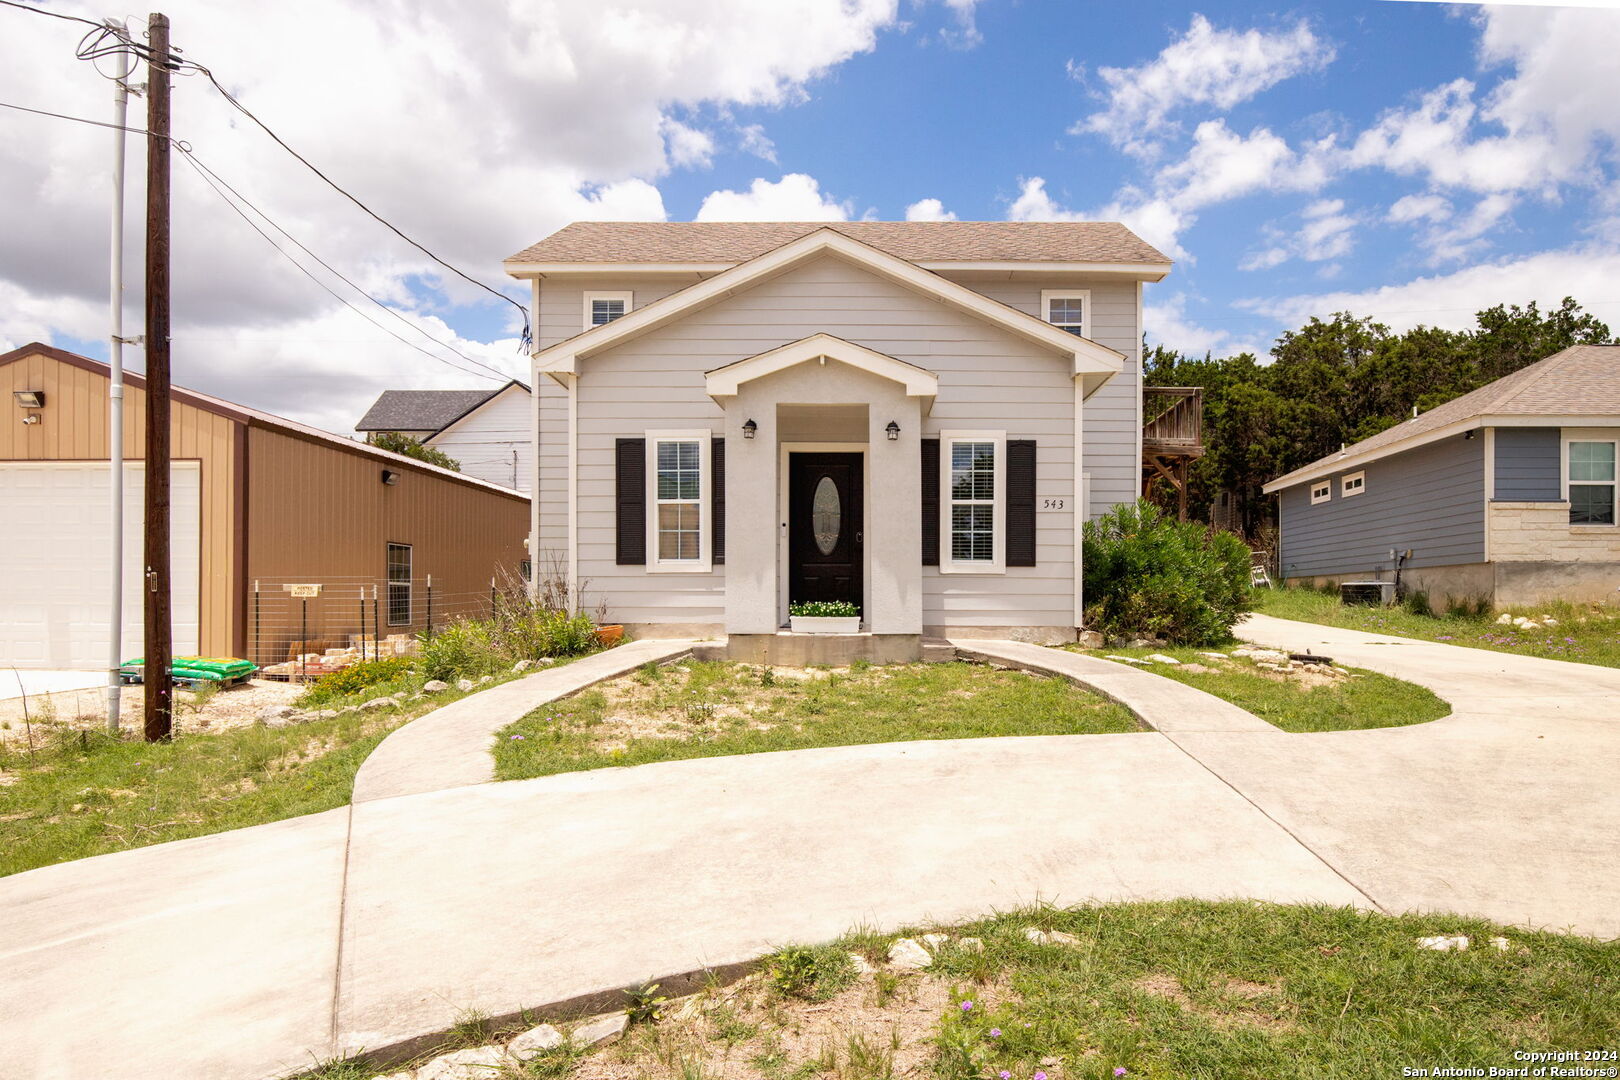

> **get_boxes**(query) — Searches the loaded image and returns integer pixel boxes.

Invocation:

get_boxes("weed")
[769,945,858,1002]
[872,970,902,1008]
[1402,589,1433,617]
[709,1004,758,1044]
[299,657,414,706]
[751,1039,790,1079]
[443,1005,494,1049]
[839,1032,894,1080]
[512,1044,583,1079]
[760,666,776,687]
[624,981,668,1025]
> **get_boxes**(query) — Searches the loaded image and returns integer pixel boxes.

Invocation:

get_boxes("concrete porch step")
[921,637,957,663]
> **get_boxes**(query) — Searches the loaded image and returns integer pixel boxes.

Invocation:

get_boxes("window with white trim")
[1341,471,1365,497]
[1310,481,1331,505]
[584,291,631,328]
[386,543,412,626]
[647,432,710,569]
[1040,289,1090,338]
[942,431,1005,572]
[1568,440,1617,525]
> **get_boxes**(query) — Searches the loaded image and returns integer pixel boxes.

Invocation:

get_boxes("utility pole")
[106,23,138,735]
[142,11,173,743]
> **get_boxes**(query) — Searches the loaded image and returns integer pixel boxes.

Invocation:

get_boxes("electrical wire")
[0,0,103,28]
[0,98,157,136]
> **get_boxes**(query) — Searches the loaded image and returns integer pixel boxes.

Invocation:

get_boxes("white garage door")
[0,462,202,669]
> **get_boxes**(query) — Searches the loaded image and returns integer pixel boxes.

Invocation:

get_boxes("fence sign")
[283,583,323,598]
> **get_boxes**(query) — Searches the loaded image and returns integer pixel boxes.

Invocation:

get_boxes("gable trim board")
[705,334,939,405]
[529,228,1125,398]
[506,259,1172,280]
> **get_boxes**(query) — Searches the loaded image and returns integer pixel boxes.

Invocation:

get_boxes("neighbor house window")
[646,431,710,571]
[1567,440,1617,525]
[386,543,412,625]
[584,291,632,328]
[1341,472,1365,497]
[942,430,1006,573]
[1040,289,1091,338]
[1311,481,1331,505]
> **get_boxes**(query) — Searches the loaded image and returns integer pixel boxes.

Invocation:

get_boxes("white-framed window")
[1566,438,1617,526]
[1341,471,1365,497]
[1310,481,1331,505]
[1040,289,1091,339]
[940,430,1006,574]
[584,291,632,329]
[646,430,711,571]
[386,542,412,626]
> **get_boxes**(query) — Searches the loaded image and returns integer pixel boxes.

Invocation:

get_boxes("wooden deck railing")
[1142,387,1204,454]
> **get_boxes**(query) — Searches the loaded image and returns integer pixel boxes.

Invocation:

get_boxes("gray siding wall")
[1279,433,1486,579]
[562,254,1089,627]
[937,272,1140,518]
[1493,426,1562,501]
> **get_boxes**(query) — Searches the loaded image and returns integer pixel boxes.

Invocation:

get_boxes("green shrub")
[298,657,414,705]
[417,606,601,683]
[767,944,857,1002]
[1082,500,1253,646]
[789,600,860,618]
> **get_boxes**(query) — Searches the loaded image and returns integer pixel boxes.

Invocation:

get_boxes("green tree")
[366,431,461,471]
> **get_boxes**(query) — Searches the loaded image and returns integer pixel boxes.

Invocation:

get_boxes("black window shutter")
[615,438,646,565]
[711,437,726,565]
[921,438,940,566]
[1006,439,1037,567]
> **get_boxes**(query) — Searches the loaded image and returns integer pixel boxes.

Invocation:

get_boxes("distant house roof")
[355,385,525,434]
[505,221,1172,270]
[1266,344,1620,492]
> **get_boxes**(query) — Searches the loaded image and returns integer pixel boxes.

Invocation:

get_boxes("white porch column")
[724,387,779,635]
[867,397,923,635]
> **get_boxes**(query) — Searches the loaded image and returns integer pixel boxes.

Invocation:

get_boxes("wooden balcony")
[1141,387,1205,520]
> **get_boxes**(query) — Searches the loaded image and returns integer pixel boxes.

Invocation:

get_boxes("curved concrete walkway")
[2,621,1616,1080]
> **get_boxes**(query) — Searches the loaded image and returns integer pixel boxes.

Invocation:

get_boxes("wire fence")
[249,574,527,681]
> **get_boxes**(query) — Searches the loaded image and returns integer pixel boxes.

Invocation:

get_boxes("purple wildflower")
[960,1000,973,1012]
[509,734,525,740]
[989,1028,1001,1038]
[1115,1070,1128,1078]
[1035,1071,1048,1080]
[1000,1072,1011,1079]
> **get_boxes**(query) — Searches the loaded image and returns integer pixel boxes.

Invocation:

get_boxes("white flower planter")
[789,616,861,635]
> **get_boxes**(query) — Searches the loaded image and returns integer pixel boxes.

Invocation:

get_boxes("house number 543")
[1040,497,1066,511]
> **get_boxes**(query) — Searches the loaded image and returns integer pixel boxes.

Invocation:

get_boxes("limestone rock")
[258,704,298,723]
[887,938,933,970]
[536,657,557,665]
[1197,652,1230,662]
[920,932,951,950]
[477,675,494,686]
[1416,935,1469,951]
[456,679,475,693]
[1233,647,1288,664]
[415,1045,508,1080]
[1145,653,1180,665]
[423,680,450,693]
[508,1022,565,1061]
[1074,630,1104,649]
[360,696,398,711]
[1024,928,1080,946]
[512,659,534,674]
[572,1012,628,1047]
[958,937,984,952]
[849,952,875,975]
[1488,936,1511,951]
[1127,637,1165,648]
[1105,655,1152,666]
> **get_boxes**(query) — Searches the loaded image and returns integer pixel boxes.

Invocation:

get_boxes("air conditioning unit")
[1340,581,1396,607]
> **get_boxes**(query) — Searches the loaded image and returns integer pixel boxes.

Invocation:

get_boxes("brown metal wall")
[243,425,530,665]
[0,347,240,656]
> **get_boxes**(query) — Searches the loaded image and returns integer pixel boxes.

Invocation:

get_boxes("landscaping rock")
[415,1045,508,1080]
[360,696,398,711]
[423,680,450,693]
[1023,928,1080,946]
[512,659,534,673]
[1126,637,1164,648]
[1105,655,1152,665]
[887,938,933,970]
[257,704,298,723]
[1197,652,1229,661]
[572,1012,628,1047]
[311,709,339,720]
[1233,647,1289,664]
[1488,936,1511,951]
[959,937,984,952]
[1416,935,1469,951]
[1074,630,1104,649]
[1145,653,1180,665]
[536,657,557,665]
[849,952,875,975]
[477,675,493,686]
[508,1022,566,1060]
[456,679,476,693]
[1497,613,1514,625]
[920,932,951,950]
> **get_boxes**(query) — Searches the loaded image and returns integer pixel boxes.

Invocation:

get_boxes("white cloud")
[905,197,957,221]
[695,174,850,221]
[1387,193,1452,224]
[1421,193,1516,265]
[1241,246,1620,333]
[736,123,779,164]
[1074,15,1334,155]
[938,0,984,49]
[1144,294,1263,358]
[1238,198,1357,271]
[0,0,906,426]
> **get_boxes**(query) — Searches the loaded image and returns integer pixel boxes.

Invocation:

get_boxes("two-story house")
[503,222,1171,660]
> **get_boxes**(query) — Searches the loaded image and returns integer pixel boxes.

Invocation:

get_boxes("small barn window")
[386,543,412,625]
[1568,440,1617,525]
[1341,472,1365,497]
[1310,481,1331,505]
[1040,289,1091,338]
[584,292,632,328]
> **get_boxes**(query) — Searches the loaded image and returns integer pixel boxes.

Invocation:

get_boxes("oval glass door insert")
[812,475,841,555]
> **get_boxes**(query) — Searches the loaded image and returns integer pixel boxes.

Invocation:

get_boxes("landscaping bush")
[418,605,600,683]
[298,657,415,705]
[1082,500,1252,645]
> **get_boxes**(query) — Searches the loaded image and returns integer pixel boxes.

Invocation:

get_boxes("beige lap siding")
[569,254,1080,629]
[1489,502,1620,562]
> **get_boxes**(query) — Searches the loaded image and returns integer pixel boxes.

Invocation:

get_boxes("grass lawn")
[1089,645,1451,733]
[308,901,1620,1080]
[0,668,522,877]
[1258,585,1620,669]
[493,660,1141,782]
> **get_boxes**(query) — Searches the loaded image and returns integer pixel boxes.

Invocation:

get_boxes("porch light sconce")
[742,418,757,440]
[381,469,399,486]
[1464,430,1477,440]
[14,390,45,409]
[885,420,900,441]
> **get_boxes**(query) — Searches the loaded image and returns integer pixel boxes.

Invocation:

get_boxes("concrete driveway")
[1,617,1616,1079]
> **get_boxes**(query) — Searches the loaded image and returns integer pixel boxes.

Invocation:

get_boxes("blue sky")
[3,0,1617,429]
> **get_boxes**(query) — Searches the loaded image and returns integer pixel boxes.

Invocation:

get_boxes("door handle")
[855,532,863,543]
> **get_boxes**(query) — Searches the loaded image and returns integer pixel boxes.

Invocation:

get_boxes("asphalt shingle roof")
[354,389,501,434]
[1270,345,1620,489]
[506,221,1172,267]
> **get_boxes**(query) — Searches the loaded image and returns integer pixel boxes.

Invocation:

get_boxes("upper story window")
[1341,472,1365,497]
[646,430,711,571]
[1040,289,1091,338]
[941,430,1006,574]
[584,291,632,328]
[1567,439,1617,525]
[1310,481,1331,505]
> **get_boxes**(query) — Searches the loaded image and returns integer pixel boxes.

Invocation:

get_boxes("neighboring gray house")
[503,221,1172,657]
[1265,344,1620,608]
[356,381,532,492]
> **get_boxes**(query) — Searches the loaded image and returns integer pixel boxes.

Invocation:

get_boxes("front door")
[788,452,863,615]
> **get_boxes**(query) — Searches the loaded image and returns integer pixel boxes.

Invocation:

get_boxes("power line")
[0,0,103,28]
[0,98,157,136]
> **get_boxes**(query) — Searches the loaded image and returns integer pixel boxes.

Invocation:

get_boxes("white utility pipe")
[106,39,134,734]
